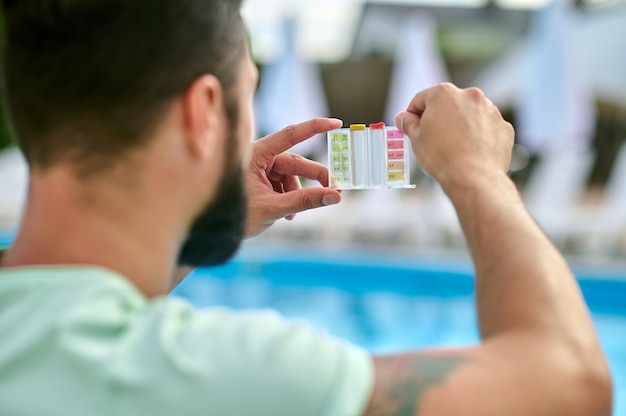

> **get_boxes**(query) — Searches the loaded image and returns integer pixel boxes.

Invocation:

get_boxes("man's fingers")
[282,175,302,193]
[271,188,341,219]
[282,176,303,221]
[399,83,462,133]
[395,111,422,137]
[403,82,452,117]
[405,89,430,117]
[271,152,330,187]
[257,118,343,157]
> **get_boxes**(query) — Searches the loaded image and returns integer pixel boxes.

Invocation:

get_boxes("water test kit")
[327,123,415,190]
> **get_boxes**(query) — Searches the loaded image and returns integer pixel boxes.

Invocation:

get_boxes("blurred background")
[2,0,626,262]
[241,0,626,264]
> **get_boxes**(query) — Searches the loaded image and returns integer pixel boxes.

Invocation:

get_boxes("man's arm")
[363,84,612,416]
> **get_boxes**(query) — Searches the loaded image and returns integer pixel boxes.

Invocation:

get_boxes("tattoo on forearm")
[369,355,468,416]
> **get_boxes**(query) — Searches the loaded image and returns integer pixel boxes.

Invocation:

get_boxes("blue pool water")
[173,246,626,416]
[0,233,11,248]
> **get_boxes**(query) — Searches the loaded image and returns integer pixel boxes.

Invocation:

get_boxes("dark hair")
[1,0,245,173]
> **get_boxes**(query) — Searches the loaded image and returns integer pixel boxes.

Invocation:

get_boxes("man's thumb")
[278,188,341,218]
[395,111,421,137]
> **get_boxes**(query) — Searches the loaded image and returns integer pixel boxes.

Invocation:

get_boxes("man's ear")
[182,74,225,160]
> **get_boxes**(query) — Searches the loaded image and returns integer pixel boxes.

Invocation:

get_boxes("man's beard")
[177,133,247,268]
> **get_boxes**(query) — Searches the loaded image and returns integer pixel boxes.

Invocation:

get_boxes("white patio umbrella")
[516,0,595,155]
[576,10,626,108]
[254,19,329,156]
[384,12,450,125]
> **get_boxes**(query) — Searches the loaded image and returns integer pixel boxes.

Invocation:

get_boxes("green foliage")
[0,101,14,151]
[0,18,14,151]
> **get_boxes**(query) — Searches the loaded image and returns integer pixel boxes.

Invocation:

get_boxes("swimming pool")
[173,244,626,416]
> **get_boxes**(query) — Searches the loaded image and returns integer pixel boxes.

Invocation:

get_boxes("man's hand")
[395,83,514,193]
[245,118,343,238]
[170,118,342,288]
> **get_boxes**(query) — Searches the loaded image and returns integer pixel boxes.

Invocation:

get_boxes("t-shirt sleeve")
[106,299,374,416]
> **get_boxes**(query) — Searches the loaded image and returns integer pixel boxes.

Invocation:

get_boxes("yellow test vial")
[350,124,367,188]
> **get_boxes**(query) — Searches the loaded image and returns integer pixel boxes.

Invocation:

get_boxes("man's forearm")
[445,172,597,343]
[446,172,612,414]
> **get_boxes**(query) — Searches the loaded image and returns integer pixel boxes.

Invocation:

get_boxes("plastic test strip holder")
[328,123,416,190]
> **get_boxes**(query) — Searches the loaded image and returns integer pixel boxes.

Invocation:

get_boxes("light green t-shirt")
[0,266,374,416]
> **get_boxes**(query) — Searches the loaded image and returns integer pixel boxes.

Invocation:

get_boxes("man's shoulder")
[0,265,140,293]
[0,266,150,329]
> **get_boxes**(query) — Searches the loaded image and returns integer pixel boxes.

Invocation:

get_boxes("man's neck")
[1,166,185,298]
